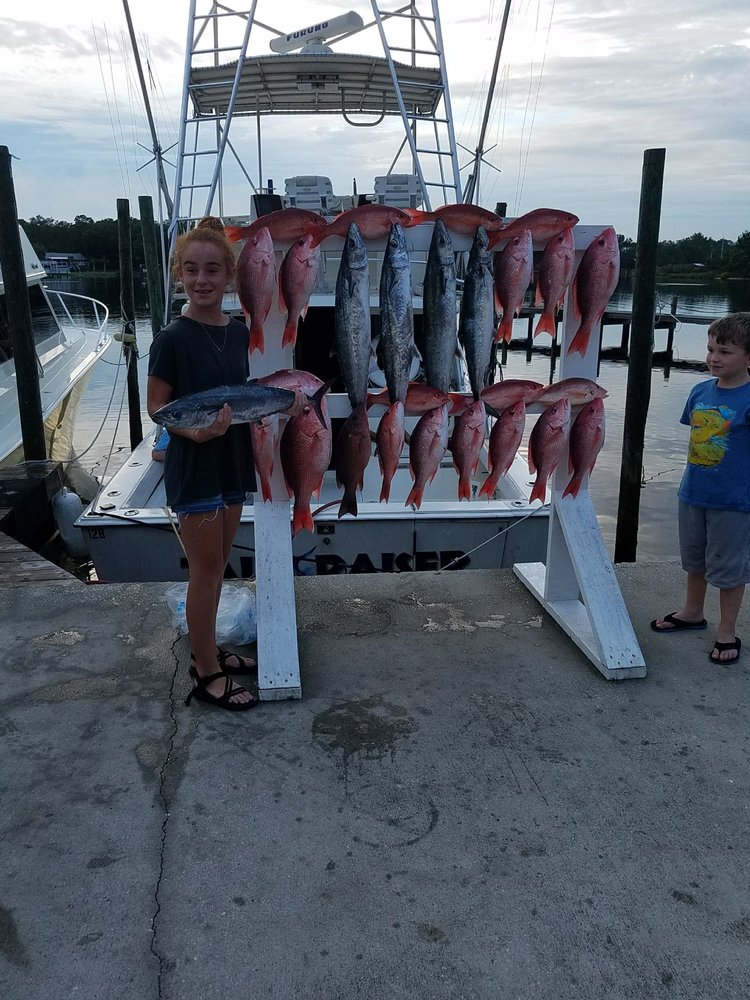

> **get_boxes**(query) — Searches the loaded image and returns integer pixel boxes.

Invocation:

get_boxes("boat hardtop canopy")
[189,52,443,118]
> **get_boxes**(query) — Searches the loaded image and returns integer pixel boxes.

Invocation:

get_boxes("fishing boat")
[78,2,555,582]
[0,225,110,467]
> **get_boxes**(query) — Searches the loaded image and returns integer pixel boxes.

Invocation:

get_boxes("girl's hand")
[193,403,232,442]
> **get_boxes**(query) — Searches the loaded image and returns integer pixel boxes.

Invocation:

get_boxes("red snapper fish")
[225,208,327,245]
[279,384,332,536]
[334,403,372,518]
[321,204,426,242]
[366,383,450,414]
[528,398,571,504]
[236,226,276,354]
[376,401,405,502]
[424,203,505,237]
[478,401,527,500]
[279,235,320,348]
[568,226,621,356]
[534,228,576,338]
[449,398,486,501]
[493,228,533,343]
[535,377,608,407]
[405,403,450,509]
[488,208,580,249]
[563,397,605,498]
[449,379,544,416]
[250,417,278,503]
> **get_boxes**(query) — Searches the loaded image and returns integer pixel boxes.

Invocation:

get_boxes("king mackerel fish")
[152,383,296,429]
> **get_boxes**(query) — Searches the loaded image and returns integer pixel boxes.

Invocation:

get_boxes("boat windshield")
[0,284,62,363]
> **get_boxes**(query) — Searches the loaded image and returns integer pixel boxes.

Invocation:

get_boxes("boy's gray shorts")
[678,501,750,589]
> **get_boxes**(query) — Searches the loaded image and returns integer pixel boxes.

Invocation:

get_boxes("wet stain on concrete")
[312,695,417,759]
[0,904,29,968]
[86,854,122,869]
[415,921,447,943]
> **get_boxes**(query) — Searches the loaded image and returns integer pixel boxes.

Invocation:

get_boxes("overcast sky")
[1,0,747,241]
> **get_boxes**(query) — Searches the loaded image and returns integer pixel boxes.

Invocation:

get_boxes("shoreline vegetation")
[19,215,750,283]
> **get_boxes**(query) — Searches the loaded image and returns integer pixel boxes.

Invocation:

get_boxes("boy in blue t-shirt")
[651,312,750,664]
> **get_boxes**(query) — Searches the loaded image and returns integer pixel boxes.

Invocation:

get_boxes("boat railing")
[44,288,110,349]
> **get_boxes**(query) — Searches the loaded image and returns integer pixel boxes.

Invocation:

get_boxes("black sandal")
[185,670,259,711]
[189,649,256,679]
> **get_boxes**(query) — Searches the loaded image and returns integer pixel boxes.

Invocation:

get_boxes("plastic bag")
[165,583,257,646]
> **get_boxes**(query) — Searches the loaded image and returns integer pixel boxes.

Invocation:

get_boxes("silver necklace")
[195,318,228,353]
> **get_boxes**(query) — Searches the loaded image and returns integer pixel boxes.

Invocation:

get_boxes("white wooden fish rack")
[253,224,645,699]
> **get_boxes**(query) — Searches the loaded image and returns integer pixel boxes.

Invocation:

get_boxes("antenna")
[269,11,364,54]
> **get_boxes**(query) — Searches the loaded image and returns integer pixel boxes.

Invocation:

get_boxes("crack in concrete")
[149,634,181,998]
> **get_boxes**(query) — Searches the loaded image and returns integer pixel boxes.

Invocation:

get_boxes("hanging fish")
[493,228,533,343]
[405,403,450,509]
[250,417,278,503]
[422,218,458,393]
[279,235,320,348]
[225,208,328,245]
[334,403,372,518]
[236,226,276,354]
[563,397,606,498]
[322,204,427,242]
[534,228,576,338]
[528,398,571,504]
[279,378,332,536]
[427,204,505,237]
[449,398,487,501]
[458,226,494,400]
[567,227,621,357]
[366,383,450,414]
[478,401,527,500]
[535,377,608,407]
[488,208,579,249]
[376,401,405,503]
[333,223,371,409]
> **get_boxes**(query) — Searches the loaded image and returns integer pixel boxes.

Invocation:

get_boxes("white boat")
[0,225,111,467]
[78,2,551,582]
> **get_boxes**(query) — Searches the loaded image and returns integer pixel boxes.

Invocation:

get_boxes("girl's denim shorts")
[172,491,248,515]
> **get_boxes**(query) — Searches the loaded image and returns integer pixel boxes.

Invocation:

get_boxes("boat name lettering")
[314,550,470,575]
[286,22,329,42]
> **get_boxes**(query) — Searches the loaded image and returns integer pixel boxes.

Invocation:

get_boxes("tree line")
[19,213,750,280]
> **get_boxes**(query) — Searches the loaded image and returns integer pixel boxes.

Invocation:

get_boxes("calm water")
[52,273,750,564]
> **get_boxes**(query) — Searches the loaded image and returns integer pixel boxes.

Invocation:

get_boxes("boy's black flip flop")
[650,612,708,632]
[709,637,741,664]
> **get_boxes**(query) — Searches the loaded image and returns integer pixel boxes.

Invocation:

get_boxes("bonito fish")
[478,401,527,500]
[422,218,458,393]
[563,397,605,498]
[333,223,372,409]
[236,226,277,354]
[405,403,450,509]
[379,223,415,406]
[528,398,571,504]
[225,208,327,245]
[334,403,372,518]
[279,235,320,348]
[449,398,486,501]
[493,228,533,343]
[152,382,296,429]
[568,226,620,357]
[458,226,495,400]
[534,228,576,338]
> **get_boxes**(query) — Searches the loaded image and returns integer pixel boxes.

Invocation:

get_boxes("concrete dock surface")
[1,562,749,1000]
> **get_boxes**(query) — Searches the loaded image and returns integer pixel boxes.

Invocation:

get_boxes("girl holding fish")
[147,217,293,711]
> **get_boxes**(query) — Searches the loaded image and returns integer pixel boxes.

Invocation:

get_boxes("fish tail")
[402,208,433,225]
[562,475,582,499]
[379,475,392,503]
[306,380,332,429]
[292,502,314,537]
[529,477,547,504]
[478,474,499,500]
[224,225,246,243]
[259,477,274,503]
[567,323,591,356]
[338,492,358,519]
[405,482,424,509]
[248,323,265,354]
[534,311,556,338]
[457,476,471,501]
[449,392,470,416]
[281,318,298,348]
[494,315,513,343]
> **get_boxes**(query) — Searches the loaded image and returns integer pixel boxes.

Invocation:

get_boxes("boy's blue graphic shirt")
[678,378,750,511]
